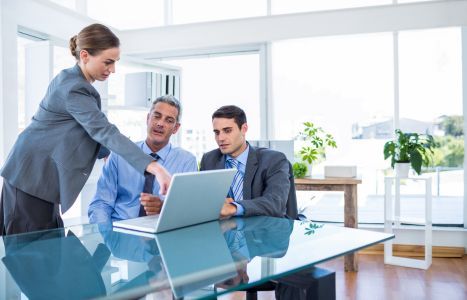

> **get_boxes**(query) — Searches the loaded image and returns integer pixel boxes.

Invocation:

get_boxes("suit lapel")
[214,150,226,170]
[243,146,259,200]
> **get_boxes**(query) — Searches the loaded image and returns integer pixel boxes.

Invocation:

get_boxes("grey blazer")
[1,64,153,212]
[200,145,290,217]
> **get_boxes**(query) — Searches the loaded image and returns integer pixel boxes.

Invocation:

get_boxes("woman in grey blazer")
[0,24,171,235]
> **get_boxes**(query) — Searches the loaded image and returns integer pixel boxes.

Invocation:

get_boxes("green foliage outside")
[440,115,463,137]
[432,136,464,168]
[432,115,464,169]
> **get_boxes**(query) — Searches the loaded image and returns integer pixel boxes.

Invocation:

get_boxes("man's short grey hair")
[150,95,182,122]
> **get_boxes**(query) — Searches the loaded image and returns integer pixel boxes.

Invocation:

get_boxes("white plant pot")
[395,162,410,178]
[305,163,313,177]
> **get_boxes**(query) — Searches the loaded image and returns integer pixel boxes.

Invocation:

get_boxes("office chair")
[243,161,335,300]
[243,161,297,300]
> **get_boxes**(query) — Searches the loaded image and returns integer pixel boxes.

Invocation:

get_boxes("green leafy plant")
[383,129,436,175]
[298,121,337,165]
[292,162,308,178]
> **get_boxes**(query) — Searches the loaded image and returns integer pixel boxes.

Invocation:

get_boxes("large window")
[161,54,261,161]
[17,37,28,132]
[398,27,463,225]
[53,46,75,77]
[271,28,464,225]
[17,38,83,221]
[272,33,394,224]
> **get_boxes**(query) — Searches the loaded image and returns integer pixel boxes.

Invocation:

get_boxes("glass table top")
[0,216,393,299]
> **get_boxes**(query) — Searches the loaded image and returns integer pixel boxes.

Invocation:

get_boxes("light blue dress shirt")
[225,145,249,216]
[88,141,198,223]
[223,218,250,260]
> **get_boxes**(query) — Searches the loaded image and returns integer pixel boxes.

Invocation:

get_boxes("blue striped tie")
[227,158,244,201]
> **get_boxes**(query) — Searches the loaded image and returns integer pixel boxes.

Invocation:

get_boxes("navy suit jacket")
[200,145,291,217]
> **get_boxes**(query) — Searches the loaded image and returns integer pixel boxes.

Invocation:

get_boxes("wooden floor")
[219,254,467,300]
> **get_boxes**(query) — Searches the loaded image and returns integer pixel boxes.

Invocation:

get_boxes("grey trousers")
[0,180,63,236]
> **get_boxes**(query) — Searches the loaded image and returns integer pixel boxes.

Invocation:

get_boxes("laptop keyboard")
[137,215,159,226]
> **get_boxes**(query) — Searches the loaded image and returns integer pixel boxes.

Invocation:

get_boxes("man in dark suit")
[200,105,291,218]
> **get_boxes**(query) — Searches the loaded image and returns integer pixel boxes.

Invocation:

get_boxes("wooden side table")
[295,176,362,272]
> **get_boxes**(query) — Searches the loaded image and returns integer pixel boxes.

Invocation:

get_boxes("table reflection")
[2,229,109,300]
[218,216,294,290]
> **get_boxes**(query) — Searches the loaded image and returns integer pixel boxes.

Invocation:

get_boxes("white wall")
[6,0,95,44]
[121,1,467,59]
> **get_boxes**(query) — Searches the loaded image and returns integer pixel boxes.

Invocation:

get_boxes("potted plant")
[297,121,337,176]
[383,129,436,177]
[292,162,308,178]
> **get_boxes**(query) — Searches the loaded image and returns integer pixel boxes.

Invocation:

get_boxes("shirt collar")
[227,144,249,166]
[142,142,171,162]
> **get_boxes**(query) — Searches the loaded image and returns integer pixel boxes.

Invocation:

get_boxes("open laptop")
[113,169,236,234]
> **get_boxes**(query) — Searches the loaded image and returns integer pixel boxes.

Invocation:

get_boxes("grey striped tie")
[139,153,160,217]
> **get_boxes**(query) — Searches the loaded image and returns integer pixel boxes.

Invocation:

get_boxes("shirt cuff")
[231,201,245,216]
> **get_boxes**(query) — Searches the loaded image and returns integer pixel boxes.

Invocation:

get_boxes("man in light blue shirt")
[88,96,197,223]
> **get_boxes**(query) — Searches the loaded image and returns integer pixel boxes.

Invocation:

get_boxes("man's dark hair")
[212,105,247,129]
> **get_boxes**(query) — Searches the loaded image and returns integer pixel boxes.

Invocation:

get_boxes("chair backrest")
[286,161,298,220]
[250,142,298,220]
[249,140,294,164]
